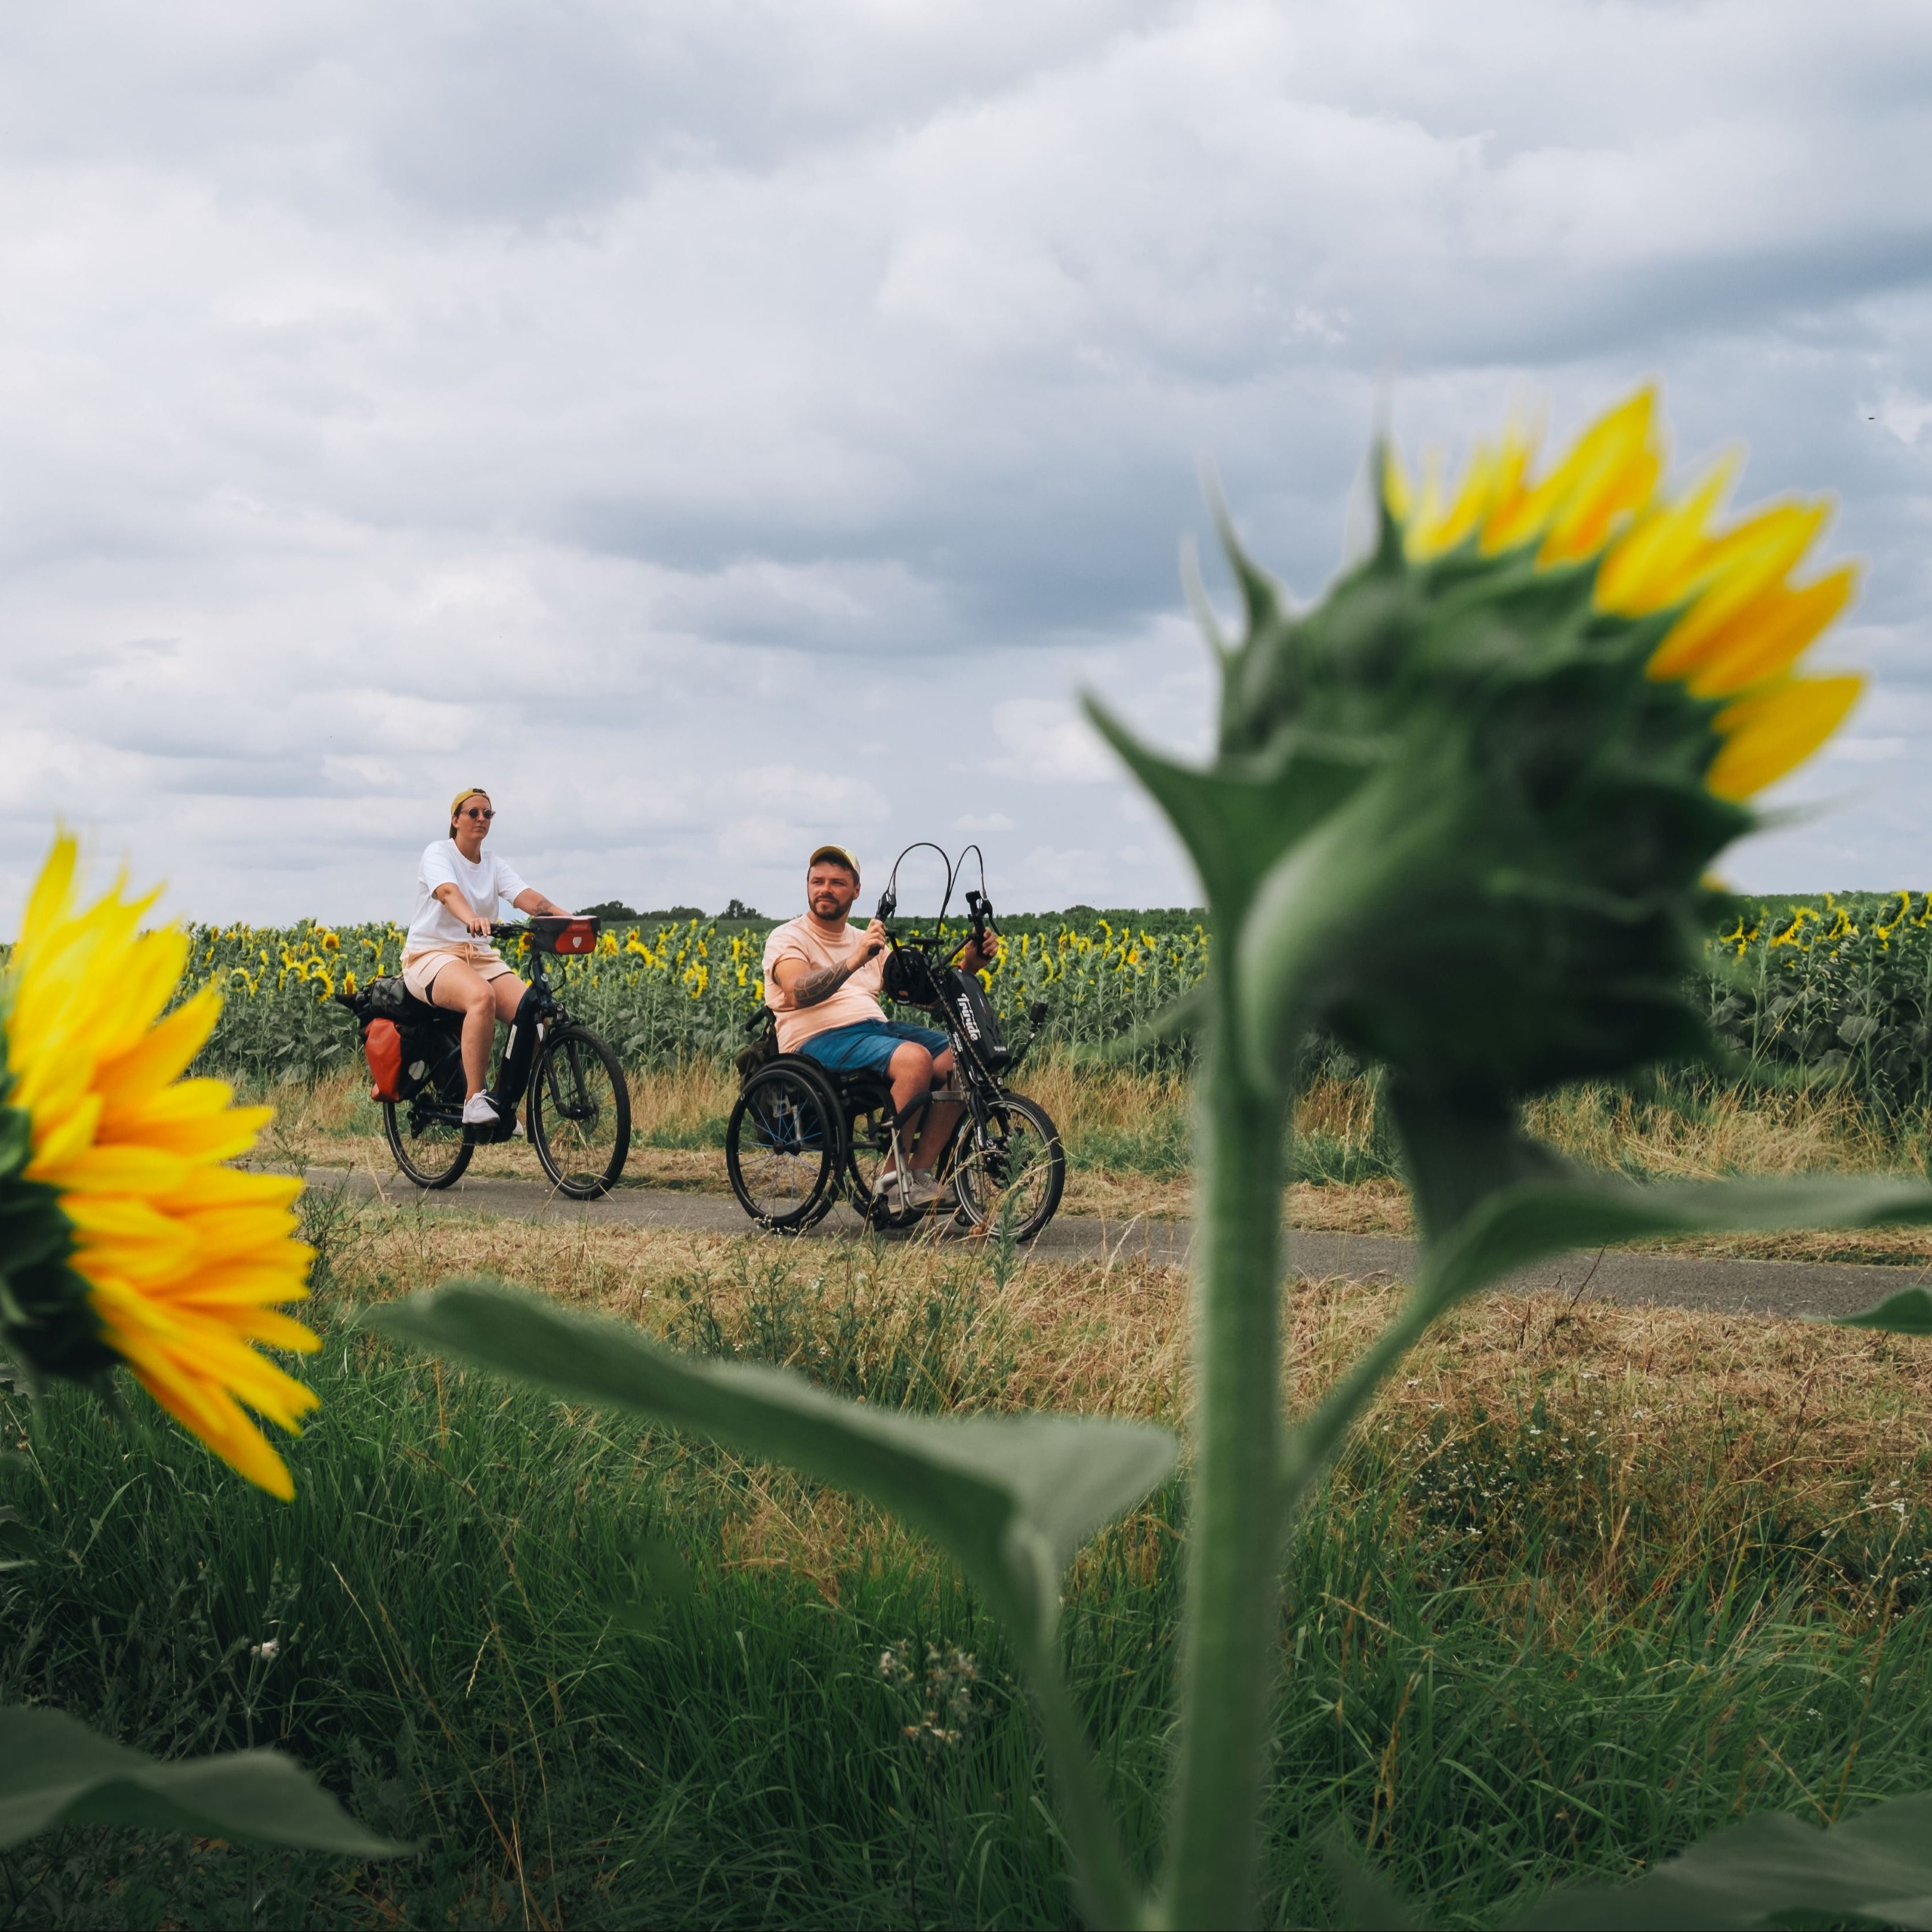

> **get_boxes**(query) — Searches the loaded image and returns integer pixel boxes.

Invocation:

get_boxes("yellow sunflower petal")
[1681,566,1859,700]
[93,988,225,1119]
[1708,675,1865,800]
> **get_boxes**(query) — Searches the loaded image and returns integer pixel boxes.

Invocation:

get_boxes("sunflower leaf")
[370,1279,1176,1656]
[1504,1790,1932,1929]
[1828,1285,1932,1336]
[0,1706,402,1854]
[1424,1174,1932,1315]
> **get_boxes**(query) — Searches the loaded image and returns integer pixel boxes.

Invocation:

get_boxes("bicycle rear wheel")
[950,1093,1064,1241]
[529,1024,631,1198]
[726,1061,842,1231]
[383,1098,473,1189]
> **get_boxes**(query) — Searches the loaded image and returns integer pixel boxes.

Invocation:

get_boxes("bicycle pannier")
[365,1017,405,1101]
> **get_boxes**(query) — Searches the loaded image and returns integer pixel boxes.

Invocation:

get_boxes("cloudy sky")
[3,0,1931,928]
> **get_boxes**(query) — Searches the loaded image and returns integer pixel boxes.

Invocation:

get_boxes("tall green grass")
[5,1228,1930,1929]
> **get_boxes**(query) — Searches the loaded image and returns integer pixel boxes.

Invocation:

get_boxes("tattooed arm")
[772,921,887,1008]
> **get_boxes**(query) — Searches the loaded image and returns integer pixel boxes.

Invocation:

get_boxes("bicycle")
[724,845,1065,1240]
[336,915,632,1198]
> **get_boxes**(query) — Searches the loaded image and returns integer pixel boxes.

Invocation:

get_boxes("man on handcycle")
[761,844,997,1211]
[402,787,574,1134]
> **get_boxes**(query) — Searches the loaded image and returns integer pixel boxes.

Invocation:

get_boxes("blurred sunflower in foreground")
[0,834,317,1498]
[1101,385,1865,1126]
[1383,386,1860,801]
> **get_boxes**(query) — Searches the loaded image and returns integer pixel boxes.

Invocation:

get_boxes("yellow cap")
[807,843,860,882]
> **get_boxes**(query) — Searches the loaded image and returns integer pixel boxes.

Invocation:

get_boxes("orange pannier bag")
[365,1017,405,1101]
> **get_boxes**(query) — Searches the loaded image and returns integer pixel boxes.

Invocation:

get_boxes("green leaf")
[1829,1285,1932,1336]
[1081,697,1380,941]
[1320,1832,1427,1930]
[369,1280,1176,1655]
[0,1706,403,1854]
[1508,1790,1932,1929]
[1427,1174,1932,1315]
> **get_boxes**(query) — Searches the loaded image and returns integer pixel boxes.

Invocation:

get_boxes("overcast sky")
[3,0,1931,928]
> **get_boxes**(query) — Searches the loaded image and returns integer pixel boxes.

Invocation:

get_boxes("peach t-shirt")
[761,915,888,1052]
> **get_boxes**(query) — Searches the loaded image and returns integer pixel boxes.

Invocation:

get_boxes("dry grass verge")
[318,1200,1932,1618]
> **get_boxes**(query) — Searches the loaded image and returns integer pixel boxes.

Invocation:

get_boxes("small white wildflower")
[250,1640,280,1663]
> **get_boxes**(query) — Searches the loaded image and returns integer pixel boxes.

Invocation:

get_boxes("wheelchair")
[723,843,1065,1239]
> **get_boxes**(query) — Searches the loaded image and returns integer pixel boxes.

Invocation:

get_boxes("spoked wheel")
[382,1098,473,1189]
[726,1061,842,1231]
[529,1024,631,1198]
[951,1093,1065,1242]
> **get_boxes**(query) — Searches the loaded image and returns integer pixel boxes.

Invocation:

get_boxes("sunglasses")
[460,807,494,821]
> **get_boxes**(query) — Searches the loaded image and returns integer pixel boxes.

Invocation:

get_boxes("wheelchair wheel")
[951,1093,1064,1242]
[726,1061,843,1231]
[382,1098,473,1189]
[529,1023,631,1198]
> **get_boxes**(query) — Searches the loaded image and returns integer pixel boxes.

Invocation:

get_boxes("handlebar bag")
[364,1017,406,1101]
[944,970,1011,1071]
[527,915,599,956]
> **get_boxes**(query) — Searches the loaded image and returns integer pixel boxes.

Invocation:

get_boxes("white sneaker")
[462,1093,499,1127]
[897,1170,943,1211]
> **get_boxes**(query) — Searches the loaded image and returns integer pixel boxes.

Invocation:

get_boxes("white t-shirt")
[404,840,532,952]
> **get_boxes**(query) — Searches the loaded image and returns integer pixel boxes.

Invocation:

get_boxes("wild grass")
[5,1191,1930,1929]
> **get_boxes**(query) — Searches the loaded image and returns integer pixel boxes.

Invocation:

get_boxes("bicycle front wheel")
[950,1093,1064,1242]
[529,1024,631,1198]
[383,1098,473,1189]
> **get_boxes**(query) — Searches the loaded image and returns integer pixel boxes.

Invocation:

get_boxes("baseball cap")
[806,844,860,882]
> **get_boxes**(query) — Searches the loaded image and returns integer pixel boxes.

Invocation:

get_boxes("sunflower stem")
[1160,1007,1289,1929]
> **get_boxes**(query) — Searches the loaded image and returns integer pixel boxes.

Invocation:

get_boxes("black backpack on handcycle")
[735,1006,780,1086]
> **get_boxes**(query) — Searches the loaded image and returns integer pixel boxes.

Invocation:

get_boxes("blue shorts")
[798,1019,948,1077]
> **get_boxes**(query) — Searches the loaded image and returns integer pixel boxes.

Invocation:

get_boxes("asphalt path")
[305,1167,1923,1323]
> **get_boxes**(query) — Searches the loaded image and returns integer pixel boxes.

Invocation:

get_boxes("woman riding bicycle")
[402,787,573,1134]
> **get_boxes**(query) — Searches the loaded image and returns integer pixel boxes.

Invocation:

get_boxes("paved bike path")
[305,1167,1924,1322]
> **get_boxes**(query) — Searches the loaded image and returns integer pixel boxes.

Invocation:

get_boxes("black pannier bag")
[735,1006,780,1085]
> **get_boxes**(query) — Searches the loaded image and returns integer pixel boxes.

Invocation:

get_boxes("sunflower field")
[164,897,1932,1110]
[172,915,1210,1085]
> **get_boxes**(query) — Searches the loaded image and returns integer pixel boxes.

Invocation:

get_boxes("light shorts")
[401,942,517,1005]
[797,1018,948,1076]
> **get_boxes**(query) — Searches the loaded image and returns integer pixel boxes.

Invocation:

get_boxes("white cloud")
[2,0,1931,924]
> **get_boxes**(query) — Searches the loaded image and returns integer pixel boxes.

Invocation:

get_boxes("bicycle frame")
[399,927,577,1136]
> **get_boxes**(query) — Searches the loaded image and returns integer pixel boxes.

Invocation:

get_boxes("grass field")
[5,1179,1930,1929]
[16,889,1932,1927]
